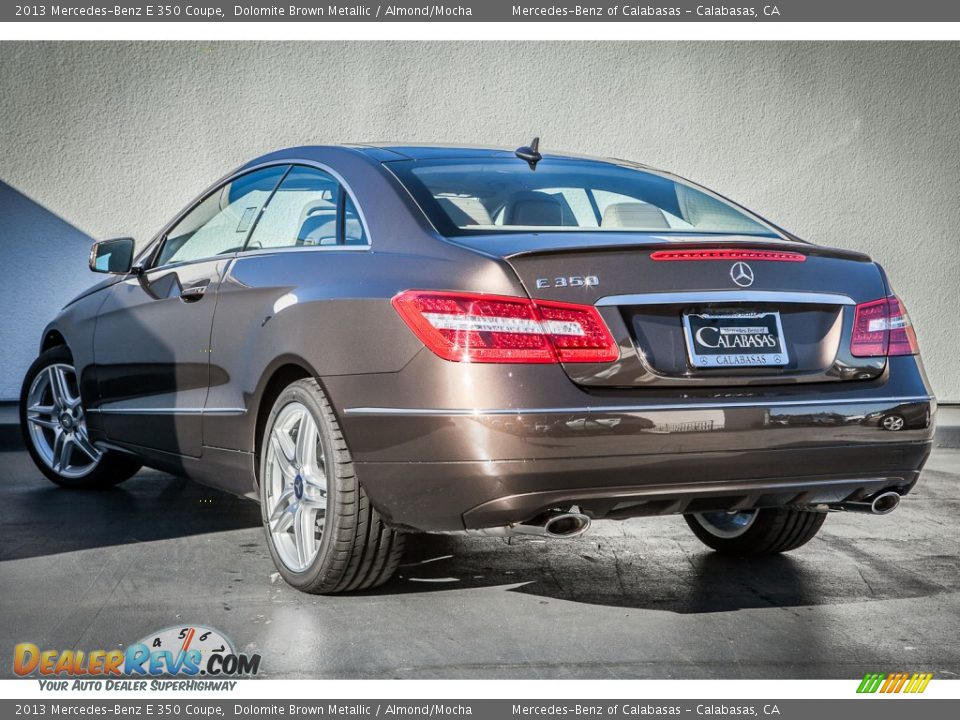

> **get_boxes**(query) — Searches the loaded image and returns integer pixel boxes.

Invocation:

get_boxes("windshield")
[388,157,778,238]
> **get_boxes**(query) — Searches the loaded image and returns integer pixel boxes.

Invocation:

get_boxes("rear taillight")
[391,290,620,364]
[650,248,806,262]
[850,296,919,357]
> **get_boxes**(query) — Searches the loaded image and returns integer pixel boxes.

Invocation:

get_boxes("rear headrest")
[436,196,493,226]
[601,202,670,229]
[504,191,566,227]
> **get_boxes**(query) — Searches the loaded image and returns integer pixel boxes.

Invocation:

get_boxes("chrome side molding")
[343,395,934,417]
[89,407,247,416]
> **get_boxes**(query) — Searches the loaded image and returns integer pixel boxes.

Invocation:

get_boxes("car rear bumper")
[344,398,934,532]
[330,356,936,532]
[353,445,929,531]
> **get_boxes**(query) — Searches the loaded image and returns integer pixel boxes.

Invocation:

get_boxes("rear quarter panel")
[202,242,524,453]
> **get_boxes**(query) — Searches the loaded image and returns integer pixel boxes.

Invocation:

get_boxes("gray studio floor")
[1,447,958,679]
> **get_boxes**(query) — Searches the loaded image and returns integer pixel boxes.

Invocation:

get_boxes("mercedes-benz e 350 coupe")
[21,142,936,593]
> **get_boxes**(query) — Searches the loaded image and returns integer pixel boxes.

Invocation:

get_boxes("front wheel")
[684,507,826,555]
[20,346,141,488]
[259,378,404,594]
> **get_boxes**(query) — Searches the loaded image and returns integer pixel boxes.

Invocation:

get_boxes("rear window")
[388,157,777,238]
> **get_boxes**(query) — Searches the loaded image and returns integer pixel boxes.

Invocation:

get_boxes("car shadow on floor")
[374,531,954,614]
[4,454,954,615]
[0,458,262,562]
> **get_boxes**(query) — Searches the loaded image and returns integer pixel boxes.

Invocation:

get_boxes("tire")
[258,377,404,594]
[684,507,826,555]
[20,346,141,489]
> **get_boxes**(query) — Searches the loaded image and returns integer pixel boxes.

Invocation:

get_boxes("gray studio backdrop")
[1,42,958,401]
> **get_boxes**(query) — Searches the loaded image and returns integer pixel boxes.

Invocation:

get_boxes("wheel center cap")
[59,413,74,431]
[294,474,304,500]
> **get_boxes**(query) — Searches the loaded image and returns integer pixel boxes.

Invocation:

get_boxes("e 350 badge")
[13,624,261,685]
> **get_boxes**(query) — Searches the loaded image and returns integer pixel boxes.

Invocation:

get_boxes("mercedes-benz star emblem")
[730,261,755,287]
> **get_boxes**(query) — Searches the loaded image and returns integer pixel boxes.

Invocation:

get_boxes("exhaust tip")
[871,491,901,515]
[543,513,591,538]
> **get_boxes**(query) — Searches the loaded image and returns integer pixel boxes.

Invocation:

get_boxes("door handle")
[179,286,207,303]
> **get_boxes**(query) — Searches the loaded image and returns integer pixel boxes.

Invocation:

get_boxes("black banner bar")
[5,0,960,23]
[2,699,958,719]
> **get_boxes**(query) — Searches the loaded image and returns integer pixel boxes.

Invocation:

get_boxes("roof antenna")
[515,137,542,170]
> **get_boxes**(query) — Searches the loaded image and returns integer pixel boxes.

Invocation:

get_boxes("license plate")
[682,312,788,368]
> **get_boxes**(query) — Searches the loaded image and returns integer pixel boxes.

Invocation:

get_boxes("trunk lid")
[463,233,888,387]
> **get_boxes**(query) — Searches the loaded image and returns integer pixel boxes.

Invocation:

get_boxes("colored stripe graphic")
[890,673,909,693]
[880,673,897,693]
[857,672,932,693]
[907,673,934,693]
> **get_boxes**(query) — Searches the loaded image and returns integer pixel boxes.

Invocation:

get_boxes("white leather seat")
[601,202,670,229]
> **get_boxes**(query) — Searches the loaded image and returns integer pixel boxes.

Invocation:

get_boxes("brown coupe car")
[20,142,935,593]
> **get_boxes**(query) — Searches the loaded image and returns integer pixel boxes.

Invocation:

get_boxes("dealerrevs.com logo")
[13,625,261,690]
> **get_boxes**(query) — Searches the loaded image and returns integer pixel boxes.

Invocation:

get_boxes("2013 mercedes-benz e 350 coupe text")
[21,141,936,593]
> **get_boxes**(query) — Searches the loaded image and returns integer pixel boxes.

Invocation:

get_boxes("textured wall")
[0,42,957,400]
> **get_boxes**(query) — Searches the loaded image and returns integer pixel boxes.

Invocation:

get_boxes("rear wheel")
[20,346,141,488]
[259,378,404,594]
[684,507,826,555]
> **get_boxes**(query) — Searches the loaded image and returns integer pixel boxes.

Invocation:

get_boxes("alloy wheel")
[25,363,101,478]
[263,401,328,572]
[882,415,905,431]
[692,509,759,539]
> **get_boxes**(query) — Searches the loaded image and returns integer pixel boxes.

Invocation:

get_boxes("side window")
[155,166,287,267]
[247,166,342,249]
[343,193,368,246]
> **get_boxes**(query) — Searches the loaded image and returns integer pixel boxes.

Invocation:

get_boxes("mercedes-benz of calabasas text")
[20,142,935,593]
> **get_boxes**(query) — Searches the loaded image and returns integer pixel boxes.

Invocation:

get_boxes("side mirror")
[89,237,136,274]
